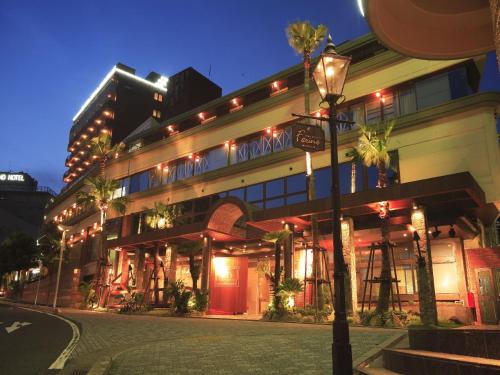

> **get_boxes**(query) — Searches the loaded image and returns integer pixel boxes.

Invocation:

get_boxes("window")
[272,128,292,152]
[154,92,163,102]
[149,168,162,189]
[397,86,417,115]
[266,179,284,198]
[314,167,331,199]
[162,164,177,185]
[205,146,228,172]
[246,184,263,202]
[431,241,459,294]
[152,109,161,119]
[448,67,471,99]
[416,73,451,110]
[129,171,149,193]
[177,159,194,180]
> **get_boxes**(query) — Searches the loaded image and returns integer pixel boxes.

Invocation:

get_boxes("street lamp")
[54,224,69,310]
[312,35,352,375]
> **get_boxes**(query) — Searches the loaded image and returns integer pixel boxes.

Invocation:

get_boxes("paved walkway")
[58,310,402,375]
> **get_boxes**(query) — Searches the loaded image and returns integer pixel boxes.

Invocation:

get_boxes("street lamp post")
[54,225,69,310]
[312,36,353,375]
[34,259,43,306]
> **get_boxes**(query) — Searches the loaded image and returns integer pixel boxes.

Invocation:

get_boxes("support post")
[200,235,212,293]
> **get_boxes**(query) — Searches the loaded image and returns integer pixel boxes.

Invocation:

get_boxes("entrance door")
[209,257,248,315]
[476,268,499,324]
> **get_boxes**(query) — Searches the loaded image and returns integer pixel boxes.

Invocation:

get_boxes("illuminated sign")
[0,173,25,182]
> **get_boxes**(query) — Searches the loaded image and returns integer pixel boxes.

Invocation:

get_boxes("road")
[0,303,74,375]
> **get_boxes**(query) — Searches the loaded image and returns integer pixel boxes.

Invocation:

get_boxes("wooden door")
[209,257,248,314]
[476,269,498,324]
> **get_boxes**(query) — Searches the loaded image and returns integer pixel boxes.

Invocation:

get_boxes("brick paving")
[59,310,401,374]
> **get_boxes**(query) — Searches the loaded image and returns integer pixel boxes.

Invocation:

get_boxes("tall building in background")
[64,63,221,185]
[0,172,55,243]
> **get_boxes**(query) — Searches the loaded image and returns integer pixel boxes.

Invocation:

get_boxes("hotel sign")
[292,123,325,152]
[0,173,25,182]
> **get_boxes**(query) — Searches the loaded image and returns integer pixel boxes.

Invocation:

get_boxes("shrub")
[359,310,420,328]
[192,290,209,312]
[78,281,97,309]
[165,280,192,315]
[118,292,151,314]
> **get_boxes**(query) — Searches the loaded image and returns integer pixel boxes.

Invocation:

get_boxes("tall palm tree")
[286,20,327,309]
[88,133,125,176]
[176,240,203,293]
[262,229,291,310]
[76,176,128,304]
[347,120,395,313]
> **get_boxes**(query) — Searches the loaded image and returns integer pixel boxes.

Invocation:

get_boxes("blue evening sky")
[0,1,498,192]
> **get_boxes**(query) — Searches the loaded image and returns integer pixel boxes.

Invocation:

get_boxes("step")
[409,328,500,359]
[383,348,500,375]
[357,366,402,375]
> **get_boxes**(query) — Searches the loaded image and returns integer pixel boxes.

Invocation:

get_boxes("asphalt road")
[0,303,74,375]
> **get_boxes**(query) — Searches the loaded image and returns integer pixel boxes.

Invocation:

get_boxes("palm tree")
[286,20,327,310]
[262,229,291,310]
[145,202,183,230]
[76,176,128,304]
[88,133,125,176]
[176,240,203,293]
[347,120,395,313]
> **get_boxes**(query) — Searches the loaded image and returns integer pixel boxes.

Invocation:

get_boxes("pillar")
[200,235,212,293]
[135,247,145,292]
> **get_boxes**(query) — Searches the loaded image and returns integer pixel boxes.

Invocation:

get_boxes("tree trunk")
[99,157,107,177]
[376,163,391,313]
[154,244,160,305]
[274,242,281,309]
[189,255,199,292]
[284,226,293,280]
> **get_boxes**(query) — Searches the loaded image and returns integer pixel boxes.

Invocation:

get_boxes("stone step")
[383,348,500,375]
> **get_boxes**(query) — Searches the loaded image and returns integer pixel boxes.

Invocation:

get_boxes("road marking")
[5,321,31,333]
[14,306,80,370]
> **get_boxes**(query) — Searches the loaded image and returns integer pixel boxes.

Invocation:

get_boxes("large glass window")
[246,184,263,202]
[314,167,331,199]
[228,188,245,200]
[286,174,306,194]
[205,146,228,171]
[449,67,471,99]
[162,164,177,185]
[149,167,162,189]
[266,178,284,198]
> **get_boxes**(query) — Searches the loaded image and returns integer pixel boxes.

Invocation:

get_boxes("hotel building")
[27,33,500,324]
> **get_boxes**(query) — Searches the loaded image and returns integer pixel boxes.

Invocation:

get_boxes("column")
[200,235,212,293]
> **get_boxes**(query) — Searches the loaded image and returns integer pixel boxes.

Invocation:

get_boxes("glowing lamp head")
[266,127,272,134]
[198,112,205,120]
[167,125,174,132]
[231,98,239,105]
[272,81,279,90]
[375,91,381,98]
[313,35,351,101]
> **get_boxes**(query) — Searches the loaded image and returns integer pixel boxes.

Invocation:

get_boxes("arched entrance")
[203,197,251,315]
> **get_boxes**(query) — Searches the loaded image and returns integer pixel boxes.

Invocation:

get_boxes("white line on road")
[5,321,31,333]
[15,306,80,370]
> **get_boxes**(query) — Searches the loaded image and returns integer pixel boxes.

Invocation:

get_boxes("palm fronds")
[286,21,328,57]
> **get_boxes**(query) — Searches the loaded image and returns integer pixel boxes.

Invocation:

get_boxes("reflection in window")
[206,146,228,171]
[314,167,331,199]
[286,174,306,194]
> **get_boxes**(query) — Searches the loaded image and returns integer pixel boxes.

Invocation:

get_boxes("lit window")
[152,109,161,119]
[154,92,163,102]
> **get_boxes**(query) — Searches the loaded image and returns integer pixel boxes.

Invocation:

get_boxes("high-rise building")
[64,63,221,184]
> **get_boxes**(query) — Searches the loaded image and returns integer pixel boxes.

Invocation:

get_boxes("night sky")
[1,1,498,192]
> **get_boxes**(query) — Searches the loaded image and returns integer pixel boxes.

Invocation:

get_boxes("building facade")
[33,34,500,323]
[0,171,55,243]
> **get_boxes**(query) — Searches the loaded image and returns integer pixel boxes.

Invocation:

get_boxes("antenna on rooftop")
[208,64,212,78]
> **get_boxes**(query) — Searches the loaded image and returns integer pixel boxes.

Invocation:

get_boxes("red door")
[208,257,248,315]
